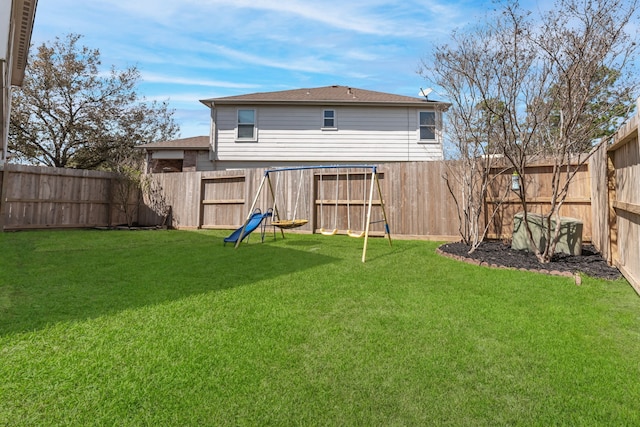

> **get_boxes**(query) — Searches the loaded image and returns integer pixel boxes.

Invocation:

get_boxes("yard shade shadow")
[0,230,337,336]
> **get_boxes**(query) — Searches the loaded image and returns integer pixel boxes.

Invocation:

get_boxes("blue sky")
[30,0,551,138]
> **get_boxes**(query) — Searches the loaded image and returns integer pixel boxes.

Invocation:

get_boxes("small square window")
[323,109,336,128]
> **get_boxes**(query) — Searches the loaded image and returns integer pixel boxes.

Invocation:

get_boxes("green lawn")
[1,229,639,426]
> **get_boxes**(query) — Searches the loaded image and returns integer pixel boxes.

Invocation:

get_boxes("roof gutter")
[9,0,39,86]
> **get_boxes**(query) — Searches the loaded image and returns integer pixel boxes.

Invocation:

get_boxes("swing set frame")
[235,164,391,262]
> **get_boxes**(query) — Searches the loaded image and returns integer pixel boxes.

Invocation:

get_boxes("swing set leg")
[361,169,392,263]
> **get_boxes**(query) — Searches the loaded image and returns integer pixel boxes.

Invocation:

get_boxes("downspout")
[1,61,8,164]
[208,102,218,166]
[143,149,150,174]
[407,107,411,161]
[1,1,11,163]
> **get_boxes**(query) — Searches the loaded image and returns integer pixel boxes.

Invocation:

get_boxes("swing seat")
[347,230,364,238]
[272,219,308,229]
[320,228,338,236]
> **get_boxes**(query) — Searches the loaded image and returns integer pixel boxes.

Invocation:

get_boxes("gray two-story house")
[141,85,450,172]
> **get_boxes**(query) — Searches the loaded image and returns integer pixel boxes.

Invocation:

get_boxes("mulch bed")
[437,240,621,280]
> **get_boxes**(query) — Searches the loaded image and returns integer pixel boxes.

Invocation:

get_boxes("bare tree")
[425,13,522,253]
[111,146,172,229]
[141,174,172,228]
[9,33,179,169]
[425,0,639,262]
[440,99,510,253]
[111,149,144,228]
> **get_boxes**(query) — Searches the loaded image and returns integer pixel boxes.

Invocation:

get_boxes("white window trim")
[417,110,437,143]
[321,109,337,130]
[236,108,258,142]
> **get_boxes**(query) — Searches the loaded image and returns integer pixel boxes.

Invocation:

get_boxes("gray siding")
[212,105,444,163]
[196,151,215,171]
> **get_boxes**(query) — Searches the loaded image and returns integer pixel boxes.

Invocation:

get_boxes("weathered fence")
[0,164,133,230]
[590,115,640,295]
[1,161,597,244]
[142,163,462,239]
[136,161,595,243]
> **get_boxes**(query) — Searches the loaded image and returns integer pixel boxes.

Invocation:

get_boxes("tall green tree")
[9,33,179,169]
[544,66,635,153]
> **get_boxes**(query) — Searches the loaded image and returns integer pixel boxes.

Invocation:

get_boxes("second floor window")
[323,109,336,128]
[419,111,436,141]
[237,109,256,140]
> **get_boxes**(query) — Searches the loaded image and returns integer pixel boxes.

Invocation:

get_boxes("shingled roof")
[138,135,209,150]
[201,85,449,108]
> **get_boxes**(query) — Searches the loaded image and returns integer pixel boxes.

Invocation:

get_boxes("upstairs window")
[322,109,336,129]
[237,109,256,140]
[419,111,436,141]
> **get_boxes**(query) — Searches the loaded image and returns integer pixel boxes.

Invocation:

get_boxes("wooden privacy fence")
[590,116,640,295]
[1,161,599,244]
[141,163,463,239]
[141,161,595,243]
[0,164,134,230]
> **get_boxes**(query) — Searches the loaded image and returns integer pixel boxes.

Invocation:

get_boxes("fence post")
[309,170,316,233]
[107,176,115,228]
[0,163,7,231]
[198,174,205,229]
[606,152,618,266]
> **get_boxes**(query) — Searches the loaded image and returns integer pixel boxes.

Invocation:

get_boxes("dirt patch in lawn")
[438,240,621,280]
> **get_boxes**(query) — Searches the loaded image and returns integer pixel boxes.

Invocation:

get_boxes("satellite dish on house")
[419,88,433,100]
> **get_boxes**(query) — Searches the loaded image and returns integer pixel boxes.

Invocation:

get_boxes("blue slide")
[224,209,272,245]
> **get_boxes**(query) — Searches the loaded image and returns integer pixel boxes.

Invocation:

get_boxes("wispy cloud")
[203,43,340,74]
[97,0,461,37]
[213,0,422,36]
[140,72,261,89]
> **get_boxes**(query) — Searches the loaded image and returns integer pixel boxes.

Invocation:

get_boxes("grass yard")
[1,229,639,426]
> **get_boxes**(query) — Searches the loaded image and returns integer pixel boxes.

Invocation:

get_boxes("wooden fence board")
[152,172,202,229]
[607,121,640,295]
[0,164,118,230]
[200,175,246,228]
[485,162,593,241]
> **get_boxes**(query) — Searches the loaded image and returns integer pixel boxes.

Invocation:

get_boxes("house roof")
[138,135,209,150]
[8,0,39,86]
[200,85,450,109]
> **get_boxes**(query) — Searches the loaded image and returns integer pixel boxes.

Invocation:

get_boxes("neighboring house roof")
[138,135,209,150]
[200,85,450,109]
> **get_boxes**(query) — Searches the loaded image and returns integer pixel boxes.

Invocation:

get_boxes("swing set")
[234,165,391,262]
